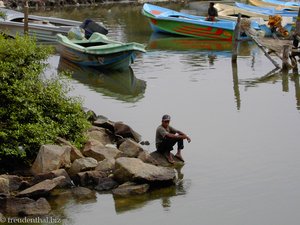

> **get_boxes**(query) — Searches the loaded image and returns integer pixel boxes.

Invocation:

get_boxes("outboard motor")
[80,19,108,39]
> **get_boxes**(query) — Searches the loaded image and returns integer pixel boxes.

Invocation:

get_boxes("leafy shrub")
[0,35,90,167]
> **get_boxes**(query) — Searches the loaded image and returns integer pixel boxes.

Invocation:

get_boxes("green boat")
[57,32,146,71]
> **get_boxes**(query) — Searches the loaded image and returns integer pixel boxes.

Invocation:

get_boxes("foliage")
[0,11,6,20]
[0,34,90,166]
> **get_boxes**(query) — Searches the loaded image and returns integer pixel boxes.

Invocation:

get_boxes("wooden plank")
[250,35,281,69]
[282,45,290,71]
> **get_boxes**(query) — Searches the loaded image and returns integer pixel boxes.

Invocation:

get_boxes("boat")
[142,3,236,41]
[57,32,146,71]
[58,57,146,103]
[0,8,107,42]
[148,33,233,52]
[249,0,300,11]
[215,3,294,37]
[235,2,298,18]
[216,2,297,20]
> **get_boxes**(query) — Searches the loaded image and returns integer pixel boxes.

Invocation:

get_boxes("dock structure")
[232,14,298,71]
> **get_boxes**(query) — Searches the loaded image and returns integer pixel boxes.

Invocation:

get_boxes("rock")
[71,187,96,200]
[118,138,143,157]
[150,151,184,167]
[84,108,97,122]
[83,141,122,161]
[138,150,159,165]
[68,157,98,176]
[95,158,115,172]
[112,182,149,196]
[49,189,73,207]
[84,138,105,149]
[114,157,176,185]
[0,175,23,192]
[92,115,115,133]
[0,213,4,222]
[70,147,85,162]
[56,137,84,162]
[86,127,114,145]
[16,176,66,198]
[114,122,141,143]
[31,144,71,175]
[73,170,106,186]
[94,177,118,191]
[0,177,9,194]
[31,169,72,188]
[0,197,51,216]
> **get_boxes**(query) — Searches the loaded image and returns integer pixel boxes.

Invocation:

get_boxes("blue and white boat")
[215,3,294,37]
[249,0,300,11]
[142,3,236,41]
[235,2,298,18]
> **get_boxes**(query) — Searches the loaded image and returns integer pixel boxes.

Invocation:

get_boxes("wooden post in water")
[282,45,290,71]
[24,0,29,34]
[232,13,241,63]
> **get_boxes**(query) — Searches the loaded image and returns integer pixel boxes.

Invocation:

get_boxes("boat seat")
[76,42,107,47]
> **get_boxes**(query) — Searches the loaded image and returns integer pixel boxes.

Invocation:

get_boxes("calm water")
[38,2,300,225]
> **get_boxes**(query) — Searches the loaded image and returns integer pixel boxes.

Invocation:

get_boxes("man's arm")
[165,130,191,142]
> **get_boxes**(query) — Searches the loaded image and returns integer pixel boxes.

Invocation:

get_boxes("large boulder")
[92,115,115,133]
[113,157,176,185]
[114,122,141,143]
[86,127,114,145]
[56,137,84,162]
[0,177,9,195]
[83,141,122,161]
[70,187,96,201]
[31,169,72,188]
[16,176,66,198]
[73,170,106,186]
[118,138,143,157]
[0,175,23,192]
[112,182,149,196]
[150,151,184,167]
[31,144,71,175]
[94,177,118,191]
[0,197,51,216]
[138,150,159,165]
[95,158,115,172]
[68,157,98,176]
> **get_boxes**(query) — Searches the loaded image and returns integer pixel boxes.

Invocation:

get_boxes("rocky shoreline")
[0,110,183,217]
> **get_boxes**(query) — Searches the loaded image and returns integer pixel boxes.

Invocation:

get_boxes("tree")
[0,35,90,168]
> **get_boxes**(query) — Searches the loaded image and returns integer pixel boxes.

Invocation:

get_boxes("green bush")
[0,35,90,167]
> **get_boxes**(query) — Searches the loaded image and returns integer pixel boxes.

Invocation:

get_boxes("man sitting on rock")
[155,114,191,164]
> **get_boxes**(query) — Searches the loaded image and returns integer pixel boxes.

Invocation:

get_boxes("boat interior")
[75,42,108,47]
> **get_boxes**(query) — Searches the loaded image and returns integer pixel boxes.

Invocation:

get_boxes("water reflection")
[113,166,189,213]
[148,33,233,52]
[57,57,146,103]
[147,33,233,69]
[239,69,300,110]
[232,61,241,110]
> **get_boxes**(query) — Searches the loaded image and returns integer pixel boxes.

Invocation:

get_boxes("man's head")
[210,2,215,7]
[161,114,171,127]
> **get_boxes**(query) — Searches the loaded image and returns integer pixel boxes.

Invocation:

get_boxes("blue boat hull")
[58,45,137,71]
